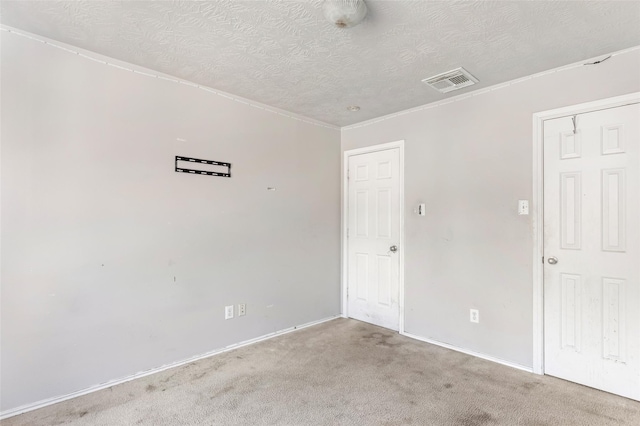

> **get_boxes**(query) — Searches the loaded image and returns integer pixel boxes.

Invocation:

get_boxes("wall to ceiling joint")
[2,0,639,126]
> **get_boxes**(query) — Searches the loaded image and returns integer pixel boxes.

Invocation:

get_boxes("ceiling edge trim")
[0,25,340,131]
[342,45,640,131]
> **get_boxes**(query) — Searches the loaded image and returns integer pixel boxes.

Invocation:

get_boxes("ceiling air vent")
[422,67,478,93]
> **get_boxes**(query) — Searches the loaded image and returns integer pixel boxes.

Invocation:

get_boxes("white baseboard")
[1,315,340,420]
[400,330,533,373]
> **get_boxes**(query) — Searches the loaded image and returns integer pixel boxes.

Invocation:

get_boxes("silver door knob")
[390,245,398,253]
[547,256,558,265]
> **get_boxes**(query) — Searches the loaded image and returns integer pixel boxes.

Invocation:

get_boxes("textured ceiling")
[2,1,640,126]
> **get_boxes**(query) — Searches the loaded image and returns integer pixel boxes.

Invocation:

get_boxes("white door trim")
[532,92,640,375]
[342,140,405,332]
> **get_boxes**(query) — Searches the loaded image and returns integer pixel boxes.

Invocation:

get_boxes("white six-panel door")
[543,103,640,400]
[347,148,400,331]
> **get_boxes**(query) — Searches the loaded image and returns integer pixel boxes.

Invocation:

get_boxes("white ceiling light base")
[322,0,367,28]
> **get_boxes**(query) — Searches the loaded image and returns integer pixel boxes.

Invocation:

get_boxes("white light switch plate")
[518,200,529,215]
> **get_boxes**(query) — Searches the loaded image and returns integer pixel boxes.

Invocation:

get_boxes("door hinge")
[347,228,349,238]
[542,256,544,264]
[347,169,350,180]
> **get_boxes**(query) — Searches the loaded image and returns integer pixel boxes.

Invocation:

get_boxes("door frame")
[342,140,405,332]
[531,92,640,375]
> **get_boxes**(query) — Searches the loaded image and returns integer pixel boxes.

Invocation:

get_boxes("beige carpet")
[3,318,640,425]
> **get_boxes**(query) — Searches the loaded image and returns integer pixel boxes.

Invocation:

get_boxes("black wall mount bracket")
[175,156,231,178]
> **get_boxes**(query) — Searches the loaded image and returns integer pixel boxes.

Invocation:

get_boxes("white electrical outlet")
[238,303,246,316]
[470,309,479,323]
[225,305,234,320]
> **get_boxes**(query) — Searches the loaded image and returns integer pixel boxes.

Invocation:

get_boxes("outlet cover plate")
[470,309,479,323]
[225,305,234,320]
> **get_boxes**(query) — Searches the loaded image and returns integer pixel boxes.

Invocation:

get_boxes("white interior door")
[347,148,400,331]
[543,103,640,400]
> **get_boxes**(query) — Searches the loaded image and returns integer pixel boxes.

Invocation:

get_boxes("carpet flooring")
[3,318,640,425]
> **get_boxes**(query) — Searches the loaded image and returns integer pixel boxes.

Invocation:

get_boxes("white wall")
[0,31,341,412]
[342,49,640,368]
